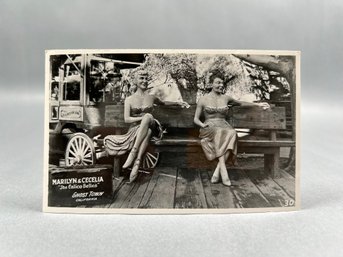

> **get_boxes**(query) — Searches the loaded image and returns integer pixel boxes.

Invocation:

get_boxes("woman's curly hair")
[208,69,225,84]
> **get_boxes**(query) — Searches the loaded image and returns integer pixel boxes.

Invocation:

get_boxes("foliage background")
[125,53,291,103]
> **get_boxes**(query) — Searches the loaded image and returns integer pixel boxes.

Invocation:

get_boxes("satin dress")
[199,106,237,161]
[103,106,161,156]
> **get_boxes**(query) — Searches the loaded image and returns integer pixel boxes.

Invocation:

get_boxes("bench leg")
[264,149,281,178]
[270,149,280,178]
[113,157,121,178]
[264,154,272,172]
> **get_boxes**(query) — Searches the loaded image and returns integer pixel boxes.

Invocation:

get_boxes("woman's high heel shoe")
[129,159,141,183]
[222,179,232,187]
[123,147,138,169]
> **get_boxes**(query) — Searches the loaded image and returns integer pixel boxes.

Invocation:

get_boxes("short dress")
[199,106,237,161]
[103,106,162,156]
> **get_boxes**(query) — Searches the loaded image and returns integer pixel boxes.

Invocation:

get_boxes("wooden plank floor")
[99,159,296,209]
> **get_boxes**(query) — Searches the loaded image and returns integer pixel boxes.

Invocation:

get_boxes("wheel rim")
[142,151,159,170]
[65,133,95,166]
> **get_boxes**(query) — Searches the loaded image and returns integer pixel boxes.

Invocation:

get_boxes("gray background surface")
[1,0,342,256]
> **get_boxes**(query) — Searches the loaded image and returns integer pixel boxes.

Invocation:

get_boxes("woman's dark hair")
[208,70,225,84]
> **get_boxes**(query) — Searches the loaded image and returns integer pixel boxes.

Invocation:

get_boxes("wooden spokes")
[142,151,160,170]
[65,133,95,166]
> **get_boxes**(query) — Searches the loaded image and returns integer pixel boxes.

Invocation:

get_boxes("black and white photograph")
[44,49,300,213]
[3,0,343,255]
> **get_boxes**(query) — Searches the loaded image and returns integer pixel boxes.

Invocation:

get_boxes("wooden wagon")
[48,53,162,169]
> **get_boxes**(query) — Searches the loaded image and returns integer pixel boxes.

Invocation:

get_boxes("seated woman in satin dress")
[193,72,269,186]
[104,70,189,183]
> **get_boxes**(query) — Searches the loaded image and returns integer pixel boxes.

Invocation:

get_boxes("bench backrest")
[105,105,286,130]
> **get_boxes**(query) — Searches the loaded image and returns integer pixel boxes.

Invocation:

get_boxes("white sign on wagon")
[43,49,301,214]
[59,106,83,121]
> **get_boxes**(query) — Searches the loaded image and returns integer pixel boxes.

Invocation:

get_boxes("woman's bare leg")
[129,129,152,183]
[123,114,153,168]
[132,114,153,149]
[224,150,237,166]
[211,150,231,184]
[211,162,221,183]
[219,156,231,186]
[224,151,230,161]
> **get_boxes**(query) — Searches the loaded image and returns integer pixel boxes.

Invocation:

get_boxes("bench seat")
[153,137,295,148]
[104,104,295,178]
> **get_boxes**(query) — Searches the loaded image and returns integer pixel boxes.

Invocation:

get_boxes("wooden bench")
[104,105,295,178]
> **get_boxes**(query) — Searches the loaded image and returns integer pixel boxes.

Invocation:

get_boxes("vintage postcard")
[43,49,300,214]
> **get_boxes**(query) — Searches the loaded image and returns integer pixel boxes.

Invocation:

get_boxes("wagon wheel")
[141,149,160,170]
[65,133,95,166]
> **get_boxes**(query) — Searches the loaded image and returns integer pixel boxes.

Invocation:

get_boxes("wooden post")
[113,157,121,178]
[270,148,280,178]
[264,154,272,173]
